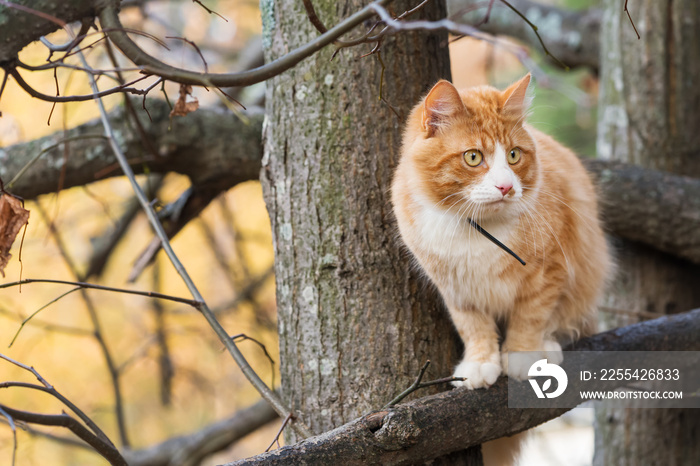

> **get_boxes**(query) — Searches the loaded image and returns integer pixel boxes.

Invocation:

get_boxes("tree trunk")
[594,0,700,464]
[260,0,480,461]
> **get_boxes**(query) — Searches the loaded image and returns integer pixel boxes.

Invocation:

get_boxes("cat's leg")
[450,309,501,389]
[501,292,563,380]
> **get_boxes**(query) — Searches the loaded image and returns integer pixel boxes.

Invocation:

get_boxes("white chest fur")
[408,201,520,315]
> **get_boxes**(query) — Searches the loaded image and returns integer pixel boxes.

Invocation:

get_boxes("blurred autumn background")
[0,0,600,464]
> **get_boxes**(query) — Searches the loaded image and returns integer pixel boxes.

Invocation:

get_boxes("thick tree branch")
[583,159,700,265]
[224,309,700,465]
[448,0,601,71]
[1,99,262,200]
[123,397,278,466]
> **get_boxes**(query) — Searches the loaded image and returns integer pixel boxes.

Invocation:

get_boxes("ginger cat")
[391,74,610,464]
[392,74,610,391]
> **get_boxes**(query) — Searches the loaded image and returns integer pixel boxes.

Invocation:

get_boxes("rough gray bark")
[448,0,601,71]
[222,309,700,465]
[260,0,472,458]
[594,1,700,464]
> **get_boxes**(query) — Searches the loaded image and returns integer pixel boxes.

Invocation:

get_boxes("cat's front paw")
[452,359,502,389]
[502,340,563,381]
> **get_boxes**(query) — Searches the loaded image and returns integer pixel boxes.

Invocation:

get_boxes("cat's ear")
[501,73,533,117]
[422,80,465,136]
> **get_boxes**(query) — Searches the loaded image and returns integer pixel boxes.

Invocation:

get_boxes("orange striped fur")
[392,74,610,391]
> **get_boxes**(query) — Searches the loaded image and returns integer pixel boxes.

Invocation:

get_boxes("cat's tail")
[482,431,528,466]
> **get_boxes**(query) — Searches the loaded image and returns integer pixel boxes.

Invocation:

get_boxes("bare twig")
[265,413,292,453]
[0,68,9,109]
[8,286,81,347]
[624,0,640,39]
[165,36,209,73]
[0,307,92,336]
[192,0,228,22]
[383,360,466,408]
[449,0,601,71]
[0,279,203,308]
[231,333,276,390]
[302,0,329,34]
[8,68,154,103]
[39,16,92,56]
[375,51,401,119]
[477,0,497,26]
[331,0,431,56]
[0,419,93,451]
[498,0,568,69]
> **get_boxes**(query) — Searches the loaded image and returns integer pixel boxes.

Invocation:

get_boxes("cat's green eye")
[464,149,483,167]
[508,147,522,165]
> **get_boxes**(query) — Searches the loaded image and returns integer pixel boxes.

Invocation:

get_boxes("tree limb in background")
[1,99,262,200]
[448,0,601,71]
[123,397,278,466]
[583,159,700,265]
[223,309,700,465]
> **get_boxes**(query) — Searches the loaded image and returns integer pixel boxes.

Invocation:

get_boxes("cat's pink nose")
[496,183,513,196]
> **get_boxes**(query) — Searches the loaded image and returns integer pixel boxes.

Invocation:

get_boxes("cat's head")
[402,74,538,221]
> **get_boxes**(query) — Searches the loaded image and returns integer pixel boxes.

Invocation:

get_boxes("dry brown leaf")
[0,192,30,278]
[170,84,200,117]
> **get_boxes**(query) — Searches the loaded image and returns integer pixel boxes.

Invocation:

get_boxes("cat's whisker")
[517,204,547,272]
[515,204,537,258]
[445,207,467,252]
[510,110,533,134]
[523,184,596,231]
[436,192,461,207]
[428,198,464,253]
[524,206,548,270]
[526,200,571,269]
